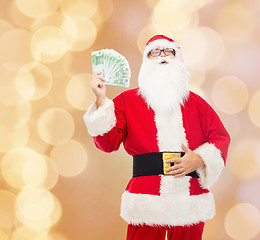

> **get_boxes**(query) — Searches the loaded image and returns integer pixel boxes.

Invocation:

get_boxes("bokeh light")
[31,26,67,63]
[22,154,47,186]
[50,140,87,177]
[11,226,50,240]
[0,101,31,128]
[216,3,255,46]
[38,108,75,145]
[15,0,59,19]
[31,12,65,32]
[60,16,97,52]
[0,64,28,106]
[40,156,59,190]
[181,27,225,70]
[225,203,260,240]
[60,0,98,19]
[211,76,249,114]
[152,1,193,32]
[0,0,259,239]
[0,30,34,66]
[0,19,14,36]
[16,63,53,100]
[16,187,54,221]
[0,190,16,228]
[237,180,260,210]
[66,73,95,110]
[229,139,260,180]
[1,147,41,188]
[0,125,29,153]
[248,90,260,128]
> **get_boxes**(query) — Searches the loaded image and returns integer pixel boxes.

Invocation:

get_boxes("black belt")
[133,152,199,178]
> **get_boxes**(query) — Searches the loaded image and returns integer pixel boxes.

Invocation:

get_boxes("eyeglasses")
[149,48,176,57]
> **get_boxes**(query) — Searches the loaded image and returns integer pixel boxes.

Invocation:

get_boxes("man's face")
[148,48,176,65]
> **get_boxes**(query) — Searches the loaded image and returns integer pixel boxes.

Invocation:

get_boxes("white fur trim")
[83,98,116,137]
[194,143,224,189]
[120,188,215,226]
[154,105,188,152]
[160,175,190,196]
[143,39,183,61]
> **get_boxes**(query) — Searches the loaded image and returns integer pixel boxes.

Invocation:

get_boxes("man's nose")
[160,51,166,57]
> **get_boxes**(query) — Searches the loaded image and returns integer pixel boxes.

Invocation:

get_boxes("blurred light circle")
[16,187,54,221]
[49,195,62,227]
[31,26,67,63]
[145,0,161,8]
[91,0,114,28]
[229,139,260,179]
[0,190,16,228]
[16,63,53,100]
[0,125,29,153]
[161,0,207,12]
[216,3,254,46]
[0,230,9,240]
[225,203,260,240]
[60,16,97,52]
[152,1,193,32]
[0,29,34,65]
[50,140,87,177]
[22,154,47,187]
[8,0,34,30]
[40,156,59,190]
[15,194,61,230]
[212,76,249,114]
[15,0,59,18]
[0,101,31,128]
[248,90,260,128]
[31,12,65,32]
[181,27,225,70]
[66,73,95,110]
[11,226,49,240]
[152,12,200,43]
[237,180,260,210]
[1,147,39,188]
[38,108,75,145]
[0,64,28,106]
[0,210,11,229]
[60,0,98,19]
[189,68,206,87]
[50,232,69,240]
[137,25,159,54]
[0,19,14,37]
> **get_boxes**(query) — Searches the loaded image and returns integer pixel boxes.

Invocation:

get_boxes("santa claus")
[84,35,230,240]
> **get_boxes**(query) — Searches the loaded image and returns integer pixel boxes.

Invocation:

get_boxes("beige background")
[0,0,260,239]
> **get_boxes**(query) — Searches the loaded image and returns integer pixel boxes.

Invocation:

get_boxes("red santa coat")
[84,88,230,227]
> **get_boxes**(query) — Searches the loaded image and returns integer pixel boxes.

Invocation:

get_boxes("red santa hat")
[143,35,183,61]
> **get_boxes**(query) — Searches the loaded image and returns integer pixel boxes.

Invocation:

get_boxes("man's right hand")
[89,71,106,108]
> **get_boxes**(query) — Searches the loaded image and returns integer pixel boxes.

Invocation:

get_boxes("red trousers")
[126,222,205,240]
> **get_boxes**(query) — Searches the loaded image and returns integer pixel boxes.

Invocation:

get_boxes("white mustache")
[150,56,175,64]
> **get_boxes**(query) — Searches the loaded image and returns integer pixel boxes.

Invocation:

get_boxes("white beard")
[138,57,190,113]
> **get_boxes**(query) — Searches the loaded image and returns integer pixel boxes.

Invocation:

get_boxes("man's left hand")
[166,144,205,178]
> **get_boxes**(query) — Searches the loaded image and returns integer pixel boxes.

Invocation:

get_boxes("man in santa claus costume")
[83,35,230,240]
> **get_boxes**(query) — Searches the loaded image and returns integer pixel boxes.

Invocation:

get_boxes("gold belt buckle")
[162,152,181,175]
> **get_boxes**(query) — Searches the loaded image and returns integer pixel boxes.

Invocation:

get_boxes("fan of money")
[91,49,131,88]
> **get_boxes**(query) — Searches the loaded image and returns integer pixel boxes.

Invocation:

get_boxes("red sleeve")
[200,98,231,165]
[93,93,127,153]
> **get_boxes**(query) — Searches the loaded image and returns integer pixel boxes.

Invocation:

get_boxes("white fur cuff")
[194,143,224,189]
[83,98,116,137]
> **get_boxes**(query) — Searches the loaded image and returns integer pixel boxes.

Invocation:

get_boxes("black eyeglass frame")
[148,48,176,57]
